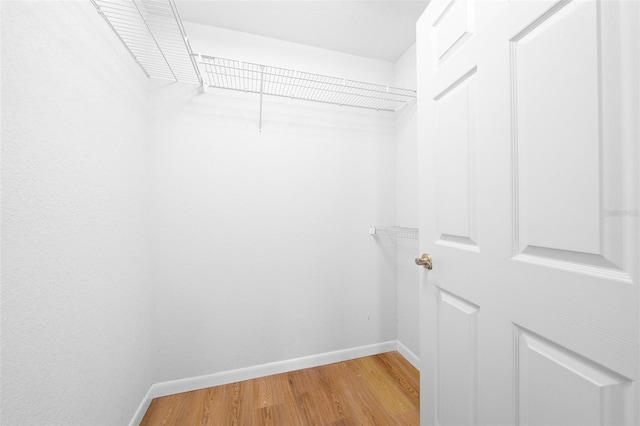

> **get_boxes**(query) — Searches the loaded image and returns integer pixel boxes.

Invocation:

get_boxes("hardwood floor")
[140,351,419,425]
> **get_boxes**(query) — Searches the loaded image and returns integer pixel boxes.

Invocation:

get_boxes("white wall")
[1,6,416,423]
[394,43,420,360]
[1,2,152,424]
[148,24,398,382]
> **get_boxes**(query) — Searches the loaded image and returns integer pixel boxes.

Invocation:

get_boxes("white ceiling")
[175,1,429,62]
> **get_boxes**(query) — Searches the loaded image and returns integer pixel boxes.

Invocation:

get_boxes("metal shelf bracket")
[369,226,419,240]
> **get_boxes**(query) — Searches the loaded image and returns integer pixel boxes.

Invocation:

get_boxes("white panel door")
[417,1,639,425]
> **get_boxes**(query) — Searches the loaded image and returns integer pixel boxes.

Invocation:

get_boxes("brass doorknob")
[415,253,433,270]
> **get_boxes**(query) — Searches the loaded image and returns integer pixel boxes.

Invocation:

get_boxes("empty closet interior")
[1,1,424,424]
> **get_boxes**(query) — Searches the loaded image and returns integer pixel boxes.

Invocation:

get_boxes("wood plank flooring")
[140,351,419,425]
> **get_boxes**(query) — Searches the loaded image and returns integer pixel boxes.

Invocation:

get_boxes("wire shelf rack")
[369,226,419,240]
[90,2,417,131]
[200,56,417,112]
[91,0,202,85]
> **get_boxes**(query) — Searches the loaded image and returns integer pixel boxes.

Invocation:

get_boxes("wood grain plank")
[140,351,419,425]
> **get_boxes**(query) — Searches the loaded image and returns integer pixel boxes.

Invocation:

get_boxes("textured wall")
[1,5,414,423]
[148,25,398,382]
[1,2,152,424]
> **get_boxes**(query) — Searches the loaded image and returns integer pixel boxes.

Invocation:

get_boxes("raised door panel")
[432,0,475,67]
[515,327,631,425]
[434,69,478,251]
[510,0,635,283]
[437,289,478,426]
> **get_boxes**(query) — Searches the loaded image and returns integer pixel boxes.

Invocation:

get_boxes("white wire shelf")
[90,2,417,132]
[200,56,417,112]
[369,226,419,240]
[91,0,202,86]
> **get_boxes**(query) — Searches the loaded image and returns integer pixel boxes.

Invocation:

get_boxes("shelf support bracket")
[259,66,265,133]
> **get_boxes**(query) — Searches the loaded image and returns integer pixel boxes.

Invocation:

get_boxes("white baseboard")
[128,386,154,426]
[396,341,420,371]
[151,341,397,399]
[129,340,413,425]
